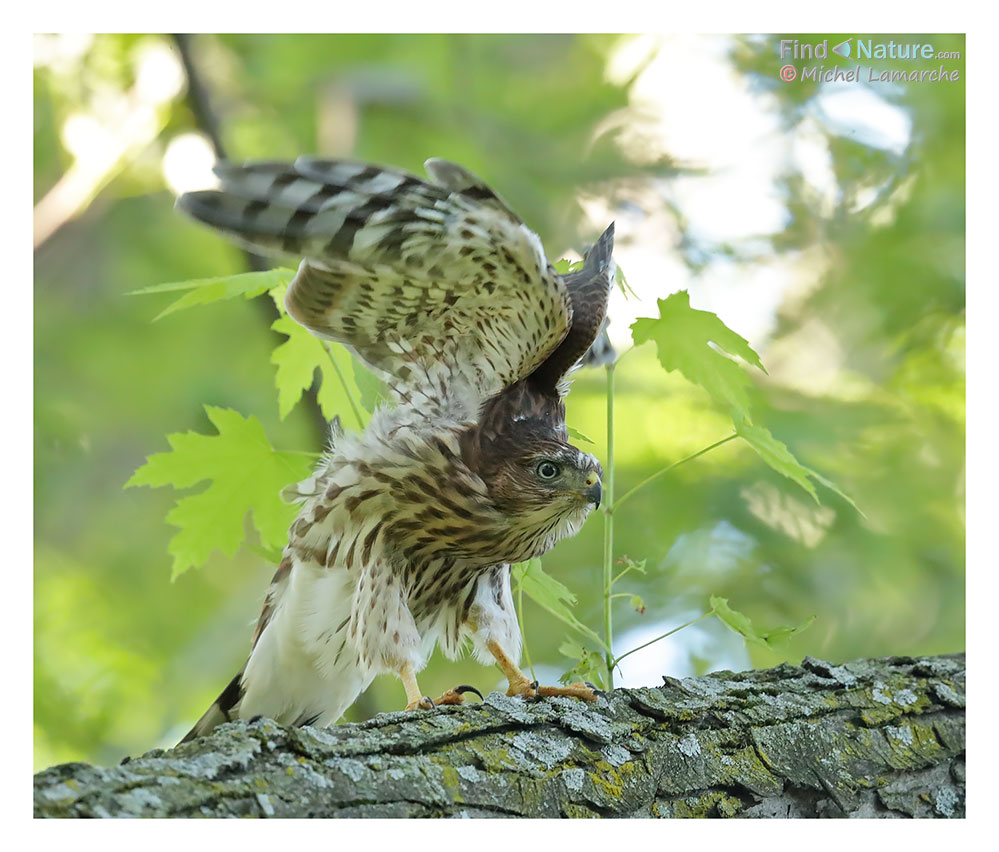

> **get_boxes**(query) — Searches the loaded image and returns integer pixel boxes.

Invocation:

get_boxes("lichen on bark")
[34,653,965,818]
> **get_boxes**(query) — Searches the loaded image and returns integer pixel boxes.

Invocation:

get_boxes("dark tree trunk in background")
[33,653,964,818]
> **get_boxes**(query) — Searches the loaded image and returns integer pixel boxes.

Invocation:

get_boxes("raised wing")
[528,223,615,390]
[475,223,615,443]
[177,158,573,417]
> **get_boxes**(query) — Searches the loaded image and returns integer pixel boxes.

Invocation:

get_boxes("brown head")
[461,419,602,562]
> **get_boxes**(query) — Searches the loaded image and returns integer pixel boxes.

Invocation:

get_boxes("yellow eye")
[537,461,561,480]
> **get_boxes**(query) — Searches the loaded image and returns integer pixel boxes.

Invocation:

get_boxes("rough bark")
[34,653,965,818]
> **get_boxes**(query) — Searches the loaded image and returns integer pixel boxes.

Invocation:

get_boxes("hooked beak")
[583,471,602,509]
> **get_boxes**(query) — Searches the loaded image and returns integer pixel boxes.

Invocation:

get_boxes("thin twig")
[517,583,537,683]
[320,341,365,430]
[611,612,713,668]
[612,433,738,513]
[602,361,616,688]
[611,562,642,586]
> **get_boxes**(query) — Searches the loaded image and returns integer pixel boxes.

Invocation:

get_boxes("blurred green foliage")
[34,33,964,770]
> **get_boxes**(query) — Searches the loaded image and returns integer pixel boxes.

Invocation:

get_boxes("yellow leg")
[486,640,598,702]
[399,663,434,711]
[487,639,531,692]
[398,664,483,710]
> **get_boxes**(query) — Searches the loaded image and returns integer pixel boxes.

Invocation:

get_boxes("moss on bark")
[34,653,965,818]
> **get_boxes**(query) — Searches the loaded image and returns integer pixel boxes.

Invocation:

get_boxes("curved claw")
[453,684,484,701]
[422,696,436,709]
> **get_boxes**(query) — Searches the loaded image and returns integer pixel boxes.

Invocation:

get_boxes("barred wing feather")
[177,158,572,416]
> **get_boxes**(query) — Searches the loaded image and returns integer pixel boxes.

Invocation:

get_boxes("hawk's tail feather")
[176,189,301,256]
[176,159,451,262]
[178,669,245,745]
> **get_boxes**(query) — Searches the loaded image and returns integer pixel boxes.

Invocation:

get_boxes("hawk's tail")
[178,668,245,745]
[175,158,452,262]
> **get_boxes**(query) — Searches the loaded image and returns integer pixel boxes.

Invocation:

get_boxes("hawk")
[175,157,614,741]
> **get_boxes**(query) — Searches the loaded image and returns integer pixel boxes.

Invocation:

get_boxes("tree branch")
[34,653,965,818]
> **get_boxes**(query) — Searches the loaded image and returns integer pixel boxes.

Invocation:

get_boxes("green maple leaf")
[512,558,578,624]
[557,642,606,689]
[271,315,323,420]
[513,559,608,650]
[630,293,858,511]
[130,268,295,321]
[268,283,382,428]
[558,639,586,659]
[352,357,388,413]
[553,258,585,275]
[630,291,766,421]
[271,315,372,428]
[125,406,315,579]
[736,420,819,503]
[709,596,814,651]
[616,264,638,300]
[736,420,862,511]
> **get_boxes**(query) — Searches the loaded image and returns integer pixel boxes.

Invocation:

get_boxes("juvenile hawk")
[176,157,614,741]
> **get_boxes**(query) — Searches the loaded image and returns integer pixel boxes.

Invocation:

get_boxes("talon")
[454,684,484,701]
[506,678,539,700]
[423,696,435,709]
[433,685,483,706]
